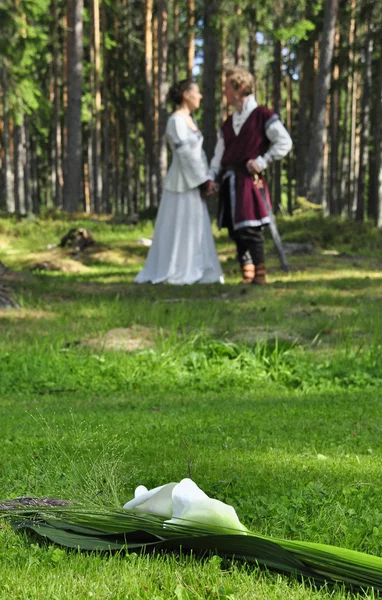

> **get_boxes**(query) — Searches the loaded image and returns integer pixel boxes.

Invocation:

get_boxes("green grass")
[0,213,382,599]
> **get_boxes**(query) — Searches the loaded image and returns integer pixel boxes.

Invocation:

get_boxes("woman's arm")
[167,116,209,189]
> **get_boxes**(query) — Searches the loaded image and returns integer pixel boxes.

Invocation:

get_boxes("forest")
[0,0,381,224]
[1,2,382,597]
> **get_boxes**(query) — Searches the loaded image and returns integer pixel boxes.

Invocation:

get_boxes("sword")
[253,173,290,273]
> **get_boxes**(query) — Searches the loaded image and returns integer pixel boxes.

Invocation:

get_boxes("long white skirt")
[135,189,224,285]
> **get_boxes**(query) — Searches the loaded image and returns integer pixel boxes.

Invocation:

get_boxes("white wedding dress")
[135,114,224,285]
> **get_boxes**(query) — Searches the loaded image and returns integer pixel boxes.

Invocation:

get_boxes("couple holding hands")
[135,66,292,286]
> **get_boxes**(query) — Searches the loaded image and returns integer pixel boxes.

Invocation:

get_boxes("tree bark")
[144,0,155,208]
[0,66,14,212]
[172,0,179,83]
[51,0,63,209]
[285,53,293,215]
[23,116,32,213]
[349,70,361,216]
[248,8,257,94]
[338,1,356,214]
[306,0,339,204]
[202,0,219,161]
[234,27,242,66]
[355,20,373,222]
[369,32,382,224]
[91,0,102,212]
[63,0,84,213]
[220,17,228,123]
[377,56,382,228]
[296,47,315,197]
[30,133,39,214]
[157,0,169,202]
[272,39,282,213]
[187,0,195,79]
[101,0,111,213]
[14,124,26,215]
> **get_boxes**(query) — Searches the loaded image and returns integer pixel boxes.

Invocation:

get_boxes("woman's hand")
[200,180,217,198]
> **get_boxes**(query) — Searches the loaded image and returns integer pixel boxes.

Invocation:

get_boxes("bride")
[135,80,224,285]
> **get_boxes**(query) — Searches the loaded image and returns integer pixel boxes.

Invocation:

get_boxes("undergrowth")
[0,334,380,397]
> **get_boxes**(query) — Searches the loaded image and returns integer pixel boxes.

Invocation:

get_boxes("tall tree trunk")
[92,0,102,212]
[14,124,26,215]
[306,0,339,204]
[30,133,39,214]
[0,66,14,212]
[63,0,84,212]
[322,96,330,213]
[23,116,32,213]
[144,0,155,208]
[355,20,373,222]
[111,13,121,213]
[153,12,159,207]
[343,7,357,216]
[248,9,257,95]
[272,39,282,213]
[378,110,382,228]
[377,55,382,228]
[112,109,121,213]
[134,121,141,213]
[234,27,242,65]
[186,0,195,79]
[87,128,94,212]
[349,70,360,216]
[285,54,293,215]
[328,27,340,215]
[173,0,179,83]
[369,33,382,223]
[51,0,63,209]
[220,17,228,123]
[101,0,110,213]
[296,38,315,197]
[121,0,131,214]
[157,0,168,202]
[84,145,91,213]
[339,0,356,214]
[202,0,219,161]
[123,111,132,214]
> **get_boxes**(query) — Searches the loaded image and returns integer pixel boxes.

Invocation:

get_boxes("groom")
[208,67,292,284]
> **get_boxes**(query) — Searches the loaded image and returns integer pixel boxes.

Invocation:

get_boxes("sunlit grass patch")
[1,214,382,599]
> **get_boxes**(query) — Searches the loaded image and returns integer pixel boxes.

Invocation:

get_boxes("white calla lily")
[166,478,248,534]
[123,478,247,535]
[122,482,177,518]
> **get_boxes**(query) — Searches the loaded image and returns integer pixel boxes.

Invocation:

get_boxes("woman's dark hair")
[168,79,194,106]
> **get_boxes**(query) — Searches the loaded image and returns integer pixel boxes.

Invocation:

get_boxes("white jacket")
[164,114,209,193]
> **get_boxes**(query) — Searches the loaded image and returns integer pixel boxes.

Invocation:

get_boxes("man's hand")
[199,180,217,198]
[246,159,262,175]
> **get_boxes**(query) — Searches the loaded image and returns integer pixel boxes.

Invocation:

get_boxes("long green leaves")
[2,505,382,591]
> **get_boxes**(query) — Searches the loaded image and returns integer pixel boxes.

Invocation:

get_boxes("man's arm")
[247,117,292,174]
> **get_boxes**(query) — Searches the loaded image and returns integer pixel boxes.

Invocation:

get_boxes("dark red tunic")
[218,105,275,230]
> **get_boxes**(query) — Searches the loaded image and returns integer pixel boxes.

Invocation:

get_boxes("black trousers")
[223,189,265,266]
[228,226,265,266]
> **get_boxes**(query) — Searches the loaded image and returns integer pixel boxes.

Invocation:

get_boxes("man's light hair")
[225,67,254,96]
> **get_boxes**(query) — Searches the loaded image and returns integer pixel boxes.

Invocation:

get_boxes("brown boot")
[254,264,266,285]
[241,263,255,284]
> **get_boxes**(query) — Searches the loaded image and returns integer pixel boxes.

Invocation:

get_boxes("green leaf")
[3,506,382,591]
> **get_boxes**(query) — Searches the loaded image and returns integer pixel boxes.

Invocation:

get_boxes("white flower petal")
[134,485,148,498]
[168,479,247,534]
[123,482,178,518]
[171,478,209,520]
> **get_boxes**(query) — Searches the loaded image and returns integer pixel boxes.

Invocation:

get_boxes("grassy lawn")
[0,213,381,599]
